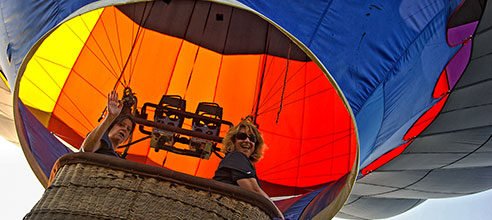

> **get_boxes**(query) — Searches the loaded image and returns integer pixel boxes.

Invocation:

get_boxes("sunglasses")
[235,132,257,143]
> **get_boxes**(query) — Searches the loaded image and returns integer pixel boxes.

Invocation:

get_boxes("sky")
[2,136,492,219]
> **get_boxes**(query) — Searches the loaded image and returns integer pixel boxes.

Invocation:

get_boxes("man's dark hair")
[108,115,136,136]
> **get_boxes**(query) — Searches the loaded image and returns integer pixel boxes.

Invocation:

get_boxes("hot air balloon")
[0,0,490,219]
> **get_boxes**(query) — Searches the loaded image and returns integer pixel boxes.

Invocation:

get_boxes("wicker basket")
[24,153,281,220]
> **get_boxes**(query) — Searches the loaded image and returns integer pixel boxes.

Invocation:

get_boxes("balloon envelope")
[13,1,358,219]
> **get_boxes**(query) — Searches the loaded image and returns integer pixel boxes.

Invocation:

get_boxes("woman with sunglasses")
[213,120,284,219]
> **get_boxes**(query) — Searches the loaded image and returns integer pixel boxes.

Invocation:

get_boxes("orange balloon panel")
[256,62,356,187]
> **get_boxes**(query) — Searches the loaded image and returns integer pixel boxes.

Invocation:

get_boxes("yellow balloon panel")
[19,9,102,114]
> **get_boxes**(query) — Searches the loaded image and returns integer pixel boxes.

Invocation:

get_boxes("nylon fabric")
[19,101,72,177]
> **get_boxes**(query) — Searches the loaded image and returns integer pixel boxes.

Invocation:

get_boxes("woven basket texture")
[24,163,271,220]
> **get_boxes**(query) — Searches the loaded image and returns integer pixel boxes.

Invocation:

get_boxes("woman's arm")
[237,178,285,219]
[237,178,269,198]
[80,90,122,152]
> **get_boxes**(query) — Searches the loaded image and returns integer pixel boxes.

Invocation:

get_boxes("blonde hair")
[221,120,264,162]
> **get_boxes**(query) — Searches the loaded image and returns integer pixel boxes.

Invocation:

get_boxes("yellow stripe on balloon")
[19,8,103,116]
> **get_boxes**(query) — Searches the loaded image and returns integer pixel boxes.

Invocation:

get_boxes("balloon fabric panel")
[433,70,449,98]
[256,61,355,188]
[19,9,102,114]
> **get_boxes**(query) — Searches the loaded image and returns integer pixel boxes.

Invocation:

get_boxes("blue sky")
[2,137,492,220]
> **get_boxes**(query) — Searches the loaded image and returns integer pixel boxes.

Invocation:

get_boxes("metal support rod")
[142,103,233,128]
[131,116,224,143]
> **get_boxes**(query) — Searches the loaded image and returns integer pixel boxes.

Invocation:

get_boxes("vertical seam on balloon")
[113,7,124,74]
[99,7,123,74]
[253,22,271,119]
[294,60,307,193]
[307,1,332,47]
[127,29,147,86]
[184,2,213,99]
[164,0,198,95]
[253,25,270,119]
[275,44,291,123]
[212,5,234,103]
[164,39,184,95]
[93,9,122,79]
[116,1,155,89]
[127,5,155,86]
[119,3,151,86]
[196,5,234,176]
[161,0,199,168]
[363,85,386,173]
[194,155,203,176]
[253,54,266,117]
[129,4,136,80]
[183,47,199,100]
[256,52,275,109]
[212,55,223,103]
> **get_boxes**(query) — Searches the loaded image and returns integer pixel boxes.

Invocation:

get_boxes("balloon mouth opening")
[14,0,359,218]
